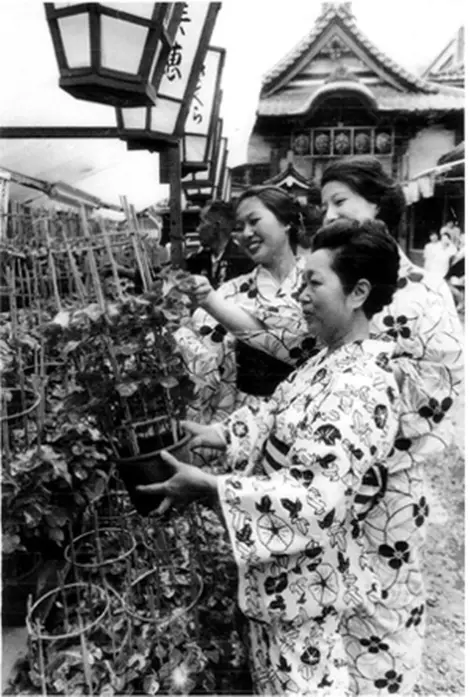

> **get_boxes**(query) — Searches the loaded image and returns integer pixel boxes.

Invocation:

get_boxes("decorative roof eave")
[311,80,378,110]
[255,83,465,118]
[264,162,312,190]
[261,4,436,96]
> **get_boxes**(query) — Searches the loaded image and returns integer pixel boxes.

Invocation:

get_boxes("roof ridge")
[261,3,437,95]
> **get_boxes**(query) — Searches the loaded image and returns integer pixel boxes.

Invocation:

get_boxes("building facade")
[233,2,464,253]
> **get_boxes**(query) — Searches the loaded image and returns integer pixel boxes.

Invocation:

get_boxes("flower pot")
[115,430,190,516]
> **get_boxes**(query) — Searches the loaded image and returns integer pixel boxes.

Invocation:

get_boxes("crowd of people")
[131,155,463,696]
[423,219,465,312]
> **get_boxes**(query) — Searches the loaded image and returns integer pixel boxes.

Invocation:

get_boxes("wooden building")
[232,2,464,252]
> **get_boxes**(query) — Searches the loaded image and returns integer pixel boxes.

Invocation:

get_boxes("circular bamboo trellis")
[64,526,136,570]
[26,582,110,641]
[122,566,204,627]
[0,387,41,423]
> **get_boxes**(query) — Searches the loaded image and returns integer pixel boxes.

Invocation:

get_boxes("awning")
[402,155,465,205]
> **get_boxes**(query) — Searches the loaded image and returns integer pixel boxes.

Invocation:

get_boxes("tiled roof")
[264,163,312,188]
[261,3,435,95]
[427,63,464,83]
[257,83,465,117]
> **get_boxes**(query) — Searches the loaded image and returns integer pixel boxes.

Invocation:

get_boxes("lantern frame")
[44,3,184,107]
[115,3,221,152]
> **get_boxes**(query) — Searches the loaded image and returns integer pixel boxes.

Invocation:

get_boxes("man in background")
[186,200,254,288]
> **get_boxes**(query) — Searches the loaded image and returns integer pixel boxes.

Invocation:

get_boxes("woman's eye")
[334,199,346,206]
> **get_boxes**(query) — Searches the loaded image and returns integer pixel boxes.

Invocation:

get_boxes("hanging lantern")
[180,46,225,175]
[182,115,222,199]
[115,2,221,151]
[183,122,227,204]
[44,3,184,106]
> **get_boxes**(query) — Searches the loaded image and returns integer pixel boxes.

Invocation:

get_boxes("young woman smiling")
[176,186,315,426]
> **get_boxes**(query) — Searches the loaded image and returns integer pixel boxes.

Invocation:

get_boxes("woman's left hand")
[135,450,218,515]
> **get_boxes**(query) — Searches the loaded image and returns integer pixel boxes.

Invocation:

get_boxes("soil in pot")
[116,432,190,516]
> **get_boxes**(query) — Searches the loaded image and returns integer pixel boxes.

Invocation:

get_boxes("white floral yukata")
[213,253,464,696]
[216,340,402,695]
[175,259,313,425]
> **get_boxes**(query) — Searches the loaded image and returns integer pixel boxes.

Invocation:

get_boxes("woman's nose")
[323,205,338,223]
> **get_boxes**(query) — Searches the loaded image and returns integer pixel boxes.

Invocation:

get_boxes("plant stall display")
[2,203,253,695]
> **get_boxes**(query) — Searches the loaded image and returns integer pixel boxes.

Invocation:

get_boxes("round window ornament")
[354,132,371,154]
[293,134,310,155]
[314,133,330,155]
[376,132,392,154]
[334,132,351,155]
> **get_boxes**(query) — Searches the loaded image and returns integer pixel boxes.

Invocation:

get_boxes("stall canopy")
[0,2,171,212]
[402,141,464,205]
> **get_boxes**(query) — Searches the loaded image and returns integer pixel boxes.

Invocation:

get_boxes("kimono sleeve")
[221,265,313,366]
[385,276,463,457]
[217,372,399,567]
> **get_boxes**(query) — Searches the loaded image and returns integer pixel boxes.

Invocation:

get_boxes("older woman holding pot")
[138,219,421,695]
[176,186,315,426]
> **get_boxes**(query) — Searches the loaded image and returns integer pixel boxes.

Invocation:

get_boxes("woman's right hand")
[181,420,226,450]
[179,274,215,309]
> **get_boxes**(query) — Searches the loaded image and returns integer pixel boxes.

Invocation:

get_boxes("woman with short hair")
[138,218,413,695]
[319,155,464,693]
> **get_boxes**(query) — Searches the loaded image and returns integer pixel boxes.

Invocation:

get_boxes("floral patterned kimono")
[212,250,464,695]
[216,340,403,695]
[175,258,312,425]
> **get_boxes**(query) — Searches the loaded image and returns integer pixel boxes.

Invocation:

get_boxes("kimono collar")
[256,255,305,291]
[318,338,395,366]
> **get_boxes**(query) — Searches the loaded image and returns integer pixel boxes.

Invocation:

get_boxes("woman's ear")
[351,278,371,310]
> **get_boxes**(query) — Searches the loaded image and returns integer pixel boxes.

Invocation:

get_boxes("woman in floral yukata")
[175,186,314,425]
[138,218,422,695]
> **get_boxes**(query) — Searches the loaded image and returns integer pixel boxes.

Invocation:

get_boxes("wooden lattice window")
[291,127,395,158]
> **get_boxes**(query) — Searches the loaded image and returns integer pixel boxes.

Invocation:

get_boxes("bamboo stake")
[43,217,62,312]
[79,206,106,310]
[130,203,153,287]
[97,217,125,302]
[120,196,151,292]
[58,220,87,304]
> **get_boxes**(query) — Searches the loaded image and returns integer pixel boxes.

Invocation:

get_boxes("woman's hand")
[179,274,215,310]
[181,420,227,451]
[136,450,218,515]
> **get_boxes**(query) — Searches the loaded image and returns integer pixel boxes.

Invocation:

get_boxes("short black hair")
[311,218,400,318]
[204,200,236,225]
[321,155,406,239]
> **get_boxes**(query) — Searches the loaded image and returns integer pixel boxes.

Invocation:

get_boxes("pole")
[166,144,185,268]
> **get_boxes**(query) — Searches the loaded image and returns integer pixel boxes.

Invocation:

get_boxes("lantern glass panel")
[58,15,90,68]
[150,100,180,134]
[105,3,155,19]
[121,107,147,129]
[185,134,206,162]
[158,3,209,100]
[101,16,148,74]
